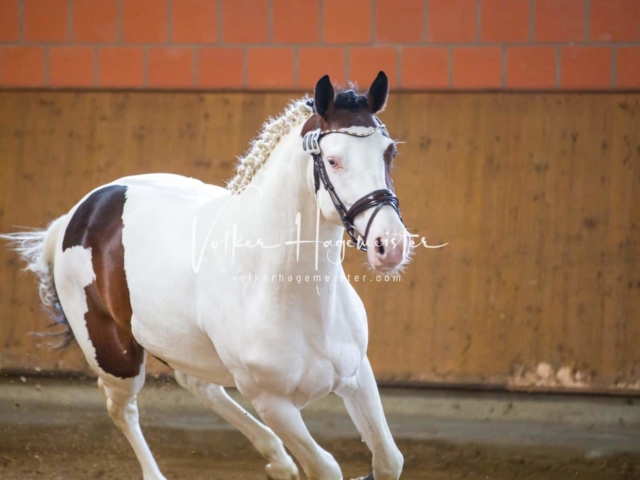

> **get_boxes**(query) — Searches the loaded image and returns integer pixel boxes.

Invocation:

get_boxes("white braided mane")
[226,98,314,193]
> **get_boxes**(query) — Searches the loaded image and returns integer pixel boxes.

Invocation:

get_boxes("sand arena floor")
[1,377,639,480]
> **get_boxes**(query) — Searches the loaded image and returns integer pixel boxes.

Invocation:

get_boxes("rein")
[302,117,403,252]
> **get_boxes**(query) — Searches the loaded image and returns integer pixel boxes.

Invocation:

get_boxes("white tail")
[0,216,67,324]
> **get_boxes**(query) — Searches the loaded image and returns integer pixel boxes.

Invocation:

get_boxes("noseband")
[302,121,403,252]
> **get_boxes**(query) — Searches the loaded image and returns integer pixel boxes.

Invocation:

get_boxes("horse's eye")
[328,159,337,167]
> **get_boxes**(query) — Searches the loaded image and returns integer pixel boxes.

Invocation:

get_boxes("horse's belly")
[134,318,235,386]
[131,304,245,386]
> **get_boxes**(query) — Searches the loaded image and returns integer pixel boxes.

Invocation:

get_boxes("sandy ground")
[1,377,639,480]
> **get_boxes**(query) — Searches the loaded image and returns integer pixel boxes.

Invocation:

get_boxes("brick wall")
[0,0,639,90]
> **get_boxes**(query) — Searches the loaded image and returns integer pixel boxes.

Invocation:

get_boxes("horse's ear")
[366,71,389,114]
[314,75,334,119]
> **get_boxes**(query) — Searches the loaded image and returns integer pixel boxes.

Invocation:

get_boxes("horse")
[2,71,411,480]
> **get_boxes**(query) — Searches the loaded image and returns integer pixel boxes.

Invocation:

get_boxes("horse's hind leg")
[98,370,167,480]
[174,371,298,480]
[55,185,167,479]
[56,250,166,479]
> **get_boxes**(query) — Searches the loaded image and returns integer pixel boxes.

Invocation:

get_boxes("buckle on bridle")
[302,129,322,155]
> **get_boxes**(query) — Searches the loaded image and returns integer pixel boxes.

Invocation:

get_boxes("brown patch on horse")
[63,185,144,378]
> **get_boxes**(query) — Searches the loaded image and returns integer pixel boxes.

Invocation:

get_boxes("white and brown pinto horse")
[3,72,411,480]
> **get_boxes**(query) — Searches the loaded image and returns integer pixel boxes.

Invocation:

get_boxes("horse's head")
[302,71,411,273]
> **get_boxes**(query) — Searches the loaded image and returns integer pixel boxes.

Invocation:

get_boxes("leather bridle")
[302,118,403,252]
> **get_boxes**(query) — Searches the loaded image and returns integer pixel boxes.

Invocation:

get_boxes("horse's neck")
[234,125,343,273]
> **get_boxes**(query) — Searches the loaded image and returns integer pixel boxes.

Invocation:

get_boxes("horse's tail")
[0,216,74,348]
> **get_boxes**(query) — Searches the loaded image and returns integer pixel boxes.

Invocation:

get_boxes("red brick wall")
[0,0,639,90]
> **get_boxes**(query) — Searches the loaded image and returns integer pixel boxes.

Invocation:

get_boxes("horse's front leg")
[252,394,342,480]
[335,356,403,480]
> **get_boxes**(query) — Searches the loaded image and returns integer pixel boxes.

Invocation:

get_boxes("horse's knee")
[252,430,286,461]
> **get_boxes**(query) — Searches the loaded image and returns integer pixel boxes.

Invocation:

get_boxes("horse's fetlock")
[319,451,342,480]
[255,433,286,460]
[373,448,403,479]
[265,455,299,480]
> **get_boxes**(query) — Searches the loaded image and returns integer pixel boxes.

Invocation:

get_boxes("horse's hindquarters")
[54,186,144,379]
[50,175,235,385]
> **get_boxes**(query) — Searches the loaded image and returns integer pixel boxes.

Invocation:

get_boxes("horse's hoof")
[351,473,374,480]
[266,458,299,480]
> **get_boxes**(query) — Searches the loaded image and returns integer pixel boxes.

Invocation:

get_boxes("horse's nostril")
[376,237,385,256]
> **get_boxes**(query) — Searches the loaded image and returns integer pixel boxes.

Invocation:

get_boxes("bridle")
[302,114,403,252]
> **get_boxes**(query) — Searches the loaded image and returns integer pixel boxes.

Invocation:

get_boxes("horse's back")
[115,173,225,197]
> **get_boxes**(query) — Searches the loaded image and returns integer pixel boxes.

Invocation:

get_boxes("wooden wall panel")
[0,91,639,392]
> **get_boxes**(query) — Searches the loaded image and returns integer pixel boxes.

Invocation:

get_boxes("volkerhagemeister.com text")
[232,273,401,284]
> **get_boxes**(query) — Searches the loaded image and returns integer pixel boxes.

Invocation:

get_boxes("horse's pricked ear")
[314,75,335,119]
[366,71,389,114]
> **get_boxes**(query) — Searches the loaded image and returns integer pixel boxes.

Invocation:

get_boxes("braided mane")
[226,98,314,193]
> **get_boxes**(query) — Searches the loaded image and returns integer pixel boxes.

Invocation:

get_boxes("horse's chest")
[309,331,369,396]
[290,342,364,408]
[292,301,368,402]
[228,316,366,405]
